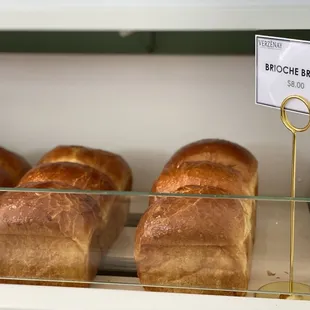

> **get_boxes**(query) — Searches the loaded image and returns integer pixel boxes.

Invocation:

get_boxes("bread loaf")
[0,147,31,187]
[35,145,133,249]
[135,139,258,296]
[0,145,132,286]
[0,181,102,287]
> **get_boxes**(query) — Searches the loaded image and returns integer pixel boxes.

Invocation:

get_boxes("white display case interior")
[1,53,310,302]
[1,22,310,307]
[1,54,310,197]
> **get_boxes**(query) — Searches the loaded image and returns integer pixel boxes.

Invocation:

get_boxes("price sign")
[255,35,310,114]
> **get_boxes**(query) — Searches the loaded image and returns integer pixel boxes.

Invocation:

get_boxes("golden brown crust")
[35,145,132,252]
[135,186,251,296]
[37,145,132,191]
[153,140,258,243]
[152,161,250,196]
[136,186,248,248]
[0,181,101,241]
[18,162,116,217]
[164,139,257,184]
[0,181,102,285]
[19,162,115,191]
[0,147,31,186]
[18,162,128,252]
[135,139,258,296]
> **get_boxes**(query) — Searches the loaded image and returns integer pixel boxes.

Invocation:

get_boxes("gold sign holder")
[255,95,310,300]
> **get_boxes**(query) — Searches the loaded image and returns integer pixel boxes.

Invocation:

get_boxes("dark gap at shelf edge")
[1,30,310,55]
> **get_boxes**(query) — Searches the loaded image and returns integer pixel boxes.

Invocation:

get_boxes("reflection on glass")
[0,188,309,299]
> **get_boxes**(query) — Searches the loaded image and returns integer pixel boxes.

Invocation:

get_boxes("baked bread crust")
[163,139,257,185]
[135,139,258,296]
[0,145,133,287]
[18,162,119,251]
[37,145,132,191]
[152,161,251,196]
[0,181,102,286]
[36,145,133,253]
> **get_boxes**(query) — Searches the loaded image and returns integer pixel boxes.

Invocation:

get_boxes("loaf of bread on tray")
[0,147,31,187]
[0,145,132,286]
[135,139,258,296]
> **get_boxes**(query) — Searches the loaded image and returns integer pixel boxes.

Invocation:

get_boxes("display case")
[1,1,310,309]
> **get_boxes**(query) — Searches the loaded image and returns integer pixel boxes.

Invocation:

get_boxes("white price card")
[255,35,310,115]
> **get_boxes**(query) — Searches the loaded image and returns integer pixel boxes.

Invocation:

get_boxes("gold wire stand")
[255,95,310,300]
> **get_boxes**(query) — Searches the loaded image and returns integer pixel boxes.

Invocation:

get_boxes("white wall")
[0,54,309,197]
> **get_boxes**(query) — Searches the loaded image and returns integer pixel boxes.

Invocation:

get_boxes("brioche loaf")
[0,147,31,187]
[0,181,102,287]
[35,145,133,249]
[135,139,258,296]
[0,145,132,286]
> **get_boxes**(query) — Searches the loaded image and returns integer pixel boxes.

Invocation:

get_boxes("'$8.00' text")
[287,80,305,89]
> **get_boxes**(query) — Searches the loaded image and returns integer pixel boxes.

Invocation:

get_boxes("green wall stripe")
[0,30,310,55]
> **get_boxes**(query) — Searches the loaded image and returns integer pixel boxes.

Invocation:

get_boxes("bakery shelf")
[1,1,310,31]
[1,188,310,301]
[2,283,309,310]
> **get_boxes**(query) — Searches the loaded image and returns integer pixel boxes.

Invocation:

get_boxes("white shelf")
[1,1,310,31]
[2,283,310,310]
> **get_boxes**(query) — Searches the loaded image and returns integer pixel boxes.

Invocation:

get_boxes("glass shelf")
[2,186,310,201]
[0,188,309,300]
